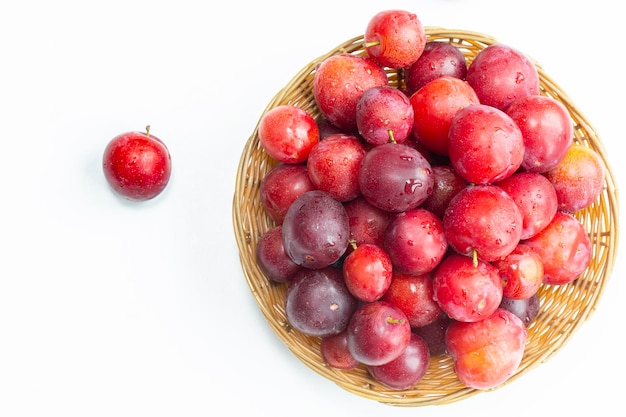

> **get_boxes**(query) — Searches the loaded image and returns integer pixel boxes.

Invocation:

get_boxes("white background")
[1,1,623,416]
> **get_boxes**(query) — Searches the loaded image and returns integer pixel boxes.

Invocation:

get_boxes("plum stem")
[349,239,358,250]
[388,129,397,144]
[145,125,151,137]
[472,249,479,267]
[364,40,380,48]
[387,316,405,325]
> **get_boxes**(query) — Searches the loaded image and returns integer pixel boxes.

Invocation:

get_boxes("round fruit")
[381,271,443,328]
[255,226,302,284]
[343,196,393,251]
[306,133,366,202]
[544,143,605,213]
[258,105,319,164]
[259,163,316,224]
[499,293,541,327]
[285,267,358,338]
[102,126,172,201]
[367,332,430,390]
[523,211,592,285]
[413,313,452,357]
[448,104,524,185]
[496,171,558,240]
[466,43,540,111]
[446,308,527,390]
[282,190,350,269]
[506,94,573,173]
[492,243,544,300]
[358,142,434,212]
[409,76,479,156]
[356,85,414,146]
[405,41,468,95]
[420,165,467,219]
[432,254,503,322]
[320,331,360,370]
[346,301,411,366]
[383,208,447,275]
[443,184,523,263]
[342,243,393,302]
[364,9,426,69]
[313,53,388,131]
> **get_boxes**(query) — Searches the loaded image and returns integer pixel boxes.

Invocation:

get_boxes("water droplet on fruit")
[400,155,413,162]
[495,238,502,245]
[515,72,525,84]
[330,303,339,311]
[404,179,422,194]
[407,240,415,246]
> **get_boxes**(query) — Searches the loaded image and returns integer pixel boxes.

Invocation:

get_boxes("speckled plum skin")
[102,129,172,201]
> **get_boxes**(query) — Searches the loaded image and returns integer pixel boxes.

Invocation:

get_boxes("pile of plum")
[253,9,605,391]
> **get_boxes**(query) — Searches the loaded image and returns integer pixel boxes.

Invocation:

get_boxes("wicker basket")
[232,28,619,406]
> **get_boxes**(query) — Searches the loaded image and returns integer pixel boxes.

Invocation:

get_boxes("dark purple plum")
[282,190,350,269]
[285,267,358,337]
[405,41,468,95]
[499,293,541,327]
[358,142,434,213]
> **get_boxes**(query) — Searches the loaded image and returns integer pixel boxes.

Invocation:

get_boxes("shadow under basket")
[232,28,620,406]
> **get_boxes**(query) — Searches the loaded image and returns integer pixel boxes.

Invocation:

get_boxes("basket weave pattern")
[232,28,619,406]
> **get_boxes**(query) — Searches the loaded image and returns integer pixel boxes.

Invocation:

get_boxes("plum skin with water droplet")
[358,142,434,213]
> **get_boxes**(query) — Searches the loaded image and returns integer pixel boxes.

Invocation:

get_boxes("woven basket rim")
[232,27,620,407]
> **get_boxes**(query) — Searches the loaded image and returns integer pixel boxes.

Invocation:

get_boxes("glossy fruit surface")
[420,165,467,219]
[413,313,452,356]
[343,196,393,251]
[346,301,411,366]
[443,185,523,262]
[342,243,393,302]
[506,94,573,173]
[367,332,430,389]
[499,293,541,327]
[410,76,479,156]
[383,208,447,275]
[285,267,358,337]
[313,54,388,131]
[381,271,443,328]
[544,143,605,213]
[258,105,319,164]
[282,190,350,269]
[255,226,302,284]
[448,104,524,184]
[259,163,315,224]
[306,133,366,202]
[356,85,414,146]
[466,43,540,111]
[523,211,591,285]
[364,9,426,69]
[496,171,558,240]
[432,254,503,322]
[405,41,468,95]
[102,127,172,201]
[446,308,527,389]
[320,331,360,370]
[492,243,544,300]
[358,142,434,212]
